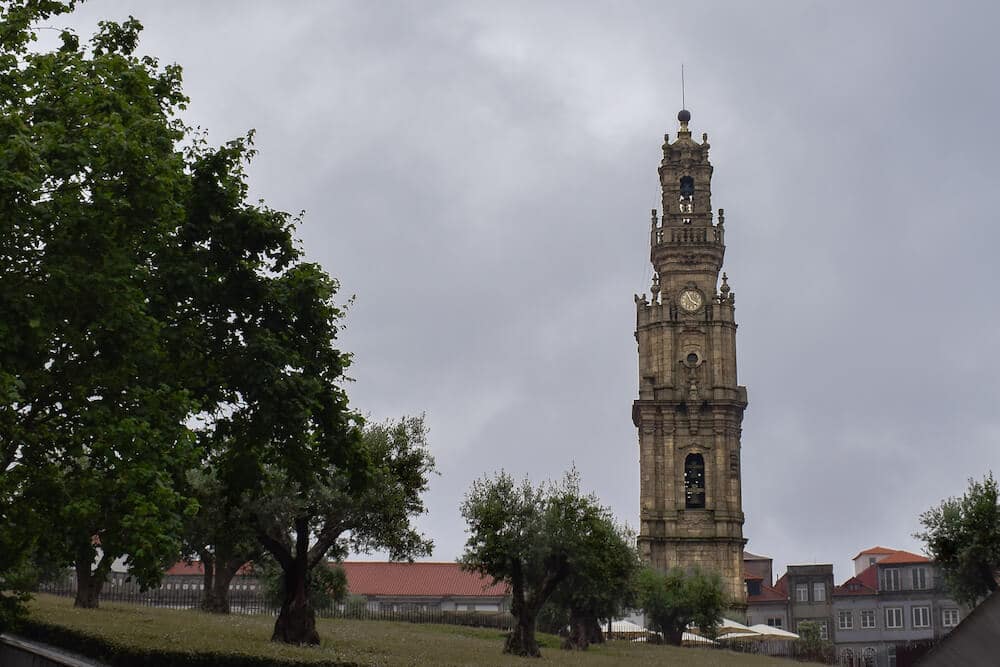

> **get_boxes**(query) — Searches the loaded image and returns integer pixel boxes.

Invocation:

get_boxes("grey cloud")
[58,0,1000,581]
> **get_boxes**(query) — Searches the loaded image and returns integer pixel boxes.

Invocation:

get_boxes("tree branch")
[256,529,293,572]
[307,516,346,570]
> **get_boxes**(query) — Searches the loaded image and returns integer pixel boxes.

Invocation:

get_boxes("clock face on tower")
[679,290,703,312]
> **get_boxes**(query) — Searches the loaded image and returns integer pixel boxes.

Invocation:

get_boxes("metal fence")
[36,578,516,631]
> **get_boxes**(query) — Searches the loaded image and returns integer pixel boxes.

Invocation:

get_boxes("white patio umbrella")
[716,617,754,634]
[748,624,799,640]
[682,631,717,645]
[717,631,762,641]
[609,620,646,633]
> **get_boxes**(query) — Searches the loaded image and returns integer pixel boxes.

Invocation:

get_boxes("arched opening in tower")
[684,453,706,509]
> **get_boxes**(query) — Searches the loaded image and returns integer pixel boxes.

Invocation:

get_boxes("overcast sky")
[54,1,1000,584]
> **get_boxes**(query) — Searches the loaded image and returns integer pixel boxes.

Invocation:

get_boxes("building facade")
[786,564,835,642]
[833,549,964,666]
[744,547,966,666]
[633,108,748,606]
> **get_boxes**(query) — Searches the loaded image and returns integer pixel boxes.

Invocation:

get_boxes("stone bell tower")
[633,109,748,607]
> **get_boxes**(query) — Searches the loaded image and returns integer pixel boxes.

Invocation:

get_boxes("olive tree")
[460,470,628,658]
[635,566,726,646]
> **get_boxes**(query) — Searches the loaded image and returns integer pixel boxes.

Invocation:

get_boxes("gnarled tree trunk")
[505,612,541,657]
[561,612,604,651]
[504,565,542,657]
[665,626,685,646]
[271,549,318,644]
[262,517,320,645]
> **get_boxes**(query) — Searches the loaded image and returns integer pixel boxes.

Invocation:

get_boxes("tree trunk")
[562,611,591,651]
[269,518,319,645]
[586,617,604,645]
[271,557,319,644]
[200,554,247,614]
[200,555,227,614]
[505,613,541,657]
[561,612,604,650]
[73,552,109,609]
[665,626,684,646]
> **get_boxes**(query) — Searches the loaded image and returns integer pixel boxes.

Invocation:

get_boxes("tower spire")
[681,63,686,110]
[678,64,691,133]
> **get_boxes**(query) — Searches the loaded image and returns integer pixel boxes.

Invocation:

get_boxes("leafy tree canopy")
[1,0,200,612]
[635,566,727,646]
[248,416,434,644]
[916,472,1000,606]
[460,469,627,658]
[548,518,640,650]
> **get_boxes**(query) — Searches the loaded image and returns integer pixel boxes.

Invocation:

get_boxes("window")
[818,621,829,640]
[911,567,928,590]
[767,617,783,628]
[885,607,903,629]
[888,644,897,667]
[840,648,854,666]
[942,608,960,627]
[747,580,762,597]
[912,606,930,628]
[868,556,877,567]
[863,647,877,667]
[813,582,826,601]
[796,584,809,602]
[838,610,853,630]
[684,453,706,508]
[679,175,695,198]
[881,568,901,591]
[861,609,876,629]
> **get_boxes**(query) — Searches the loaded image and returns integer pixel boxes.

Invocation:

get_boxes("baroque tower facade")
[633,109,748,607]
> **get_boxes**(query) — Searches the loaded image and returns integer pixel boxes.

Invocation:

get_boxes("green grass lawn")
[26,594,795,666]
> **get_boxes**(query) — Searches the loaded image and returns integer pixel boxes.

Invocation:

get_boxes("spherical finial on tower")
[677,109,691,123]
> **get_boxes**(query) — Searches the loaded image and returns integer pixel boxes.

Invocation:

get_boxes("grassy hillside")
[25,594,793,666]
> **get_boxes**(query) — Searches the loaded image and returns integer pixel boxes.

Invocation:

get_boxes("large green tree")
[1,4,384,642]
[1,1,200,609]
[459,470,626,658]
[635,566,727,646]
[916,472,1000,606]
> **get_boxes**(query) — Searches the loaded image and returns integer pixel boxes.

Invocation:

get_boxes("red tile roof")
[340,562,509,598]
[852,546,897,560]
[748,583,788,603]
[772,573,788,595]
[834,565,878,597]
[876,550,930,565]
[744,573,764,581]
[165,561,254,576]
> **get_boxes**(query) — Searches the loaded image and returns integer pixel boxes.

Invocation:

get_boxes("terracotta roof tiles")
[340,562,509,598]
[852,546,898,560]
[875,550,930,565]
[747,583,788,603]
[834,565,878,596]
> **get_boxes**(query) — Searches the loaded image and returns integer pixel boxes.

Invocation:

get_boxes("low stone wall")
[0,633,107,667]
